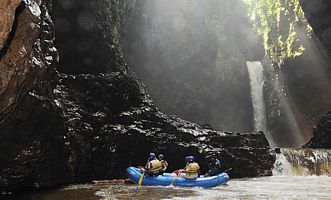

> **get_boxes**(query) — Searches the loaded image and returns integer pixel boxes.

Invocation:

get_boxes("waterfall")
[273,148,331,176]
[246,61,273,145]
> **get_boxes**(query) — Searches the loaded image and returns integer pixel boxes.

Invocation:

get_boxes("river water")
[18,176,331,200]
[15,148,331,200]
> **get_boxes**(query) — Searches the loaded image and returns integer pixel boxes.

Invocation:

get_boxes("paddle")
[222,168,232,173]
[138,169,145,186]
[169,170,184,186]
[169,173,180,186]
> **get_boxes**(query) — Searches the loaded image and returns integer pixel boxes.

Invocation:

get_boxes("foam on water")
[273,148,331,176]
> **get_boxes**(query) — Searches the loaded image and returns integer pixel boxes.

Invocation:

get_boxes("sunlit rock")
[0,0,70,193]
[0,0,22,50]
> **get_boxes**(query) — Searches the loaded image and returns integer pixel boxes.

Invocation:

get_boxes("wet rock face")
[0,0,275,194]
[300,0,331,56]
[0,0,71,193]
[54,73,275,180]
[0,0,22,50]
[304,112,331,148]
[299,0,331,148]
[0,0,58,124]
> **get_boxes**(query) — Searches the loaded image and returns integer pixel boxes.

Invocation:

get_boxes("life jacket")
[185,162,200,179]
[148,159,163,173]
[160,160,168,171]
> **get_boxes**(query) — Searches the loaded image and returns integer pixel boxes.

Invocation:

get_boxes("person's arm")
[145,158,150,168]
[184,163,189,172]
[163,161,168,171]
[146,161,152,170]
[184,164,190,173]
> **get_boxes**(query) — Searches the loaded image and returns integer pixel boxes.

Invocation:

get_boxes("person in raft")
[158,154,168,175]
[172,156,200,178]
[145,152,163,176]
[184,156,200,179]
[171,156,189,176]
[204,158,222,177]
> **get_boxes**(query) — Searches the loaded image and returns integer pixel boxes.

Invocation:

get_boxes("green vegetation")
[243,0,311,66]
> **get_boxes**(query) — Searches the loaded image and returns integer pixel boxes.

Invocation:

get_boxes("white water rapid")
[247,61,274,146]
[273,148,331,176]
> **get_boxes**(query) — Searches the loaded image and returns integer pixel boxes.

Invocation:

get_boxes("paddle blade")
[138,172,144,186]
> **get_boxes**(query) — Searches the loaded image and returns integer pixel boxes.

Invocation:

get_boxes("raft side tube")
[127,167,229,188]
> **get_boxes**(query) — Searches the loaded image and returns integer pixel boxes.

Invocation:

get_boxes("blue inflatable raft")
[127,167,229,188]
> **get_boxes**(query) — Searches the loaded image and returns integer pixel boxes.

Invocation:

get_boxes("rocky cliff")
[0,0,275,194]
[0,0,72,193]
[300,0,331,148]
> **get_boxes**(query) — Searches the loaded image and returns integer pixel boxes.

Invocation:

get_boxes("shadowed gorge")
[0,0,331,198]
[0,0,275,194]
[123,0,263,133]
[123,0,331,147]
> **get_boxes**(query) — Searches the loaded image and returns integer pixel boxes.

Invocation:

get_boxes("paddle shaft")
[170,172,182,186]
[222,168,232,173]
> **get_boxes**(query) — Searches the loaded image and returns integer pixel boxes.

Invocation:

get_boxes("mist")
[123,0,266,133]
[120,0,331,147]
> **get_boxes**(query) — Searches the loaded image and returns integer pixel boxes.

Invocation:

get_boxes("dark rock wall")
[54,73,274,180]
[303,112,331,148]
[299,0,331,148]
[0,0,72,192]
[300,0,331,58]
[54,0,136,74]
[0,0,275,194]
